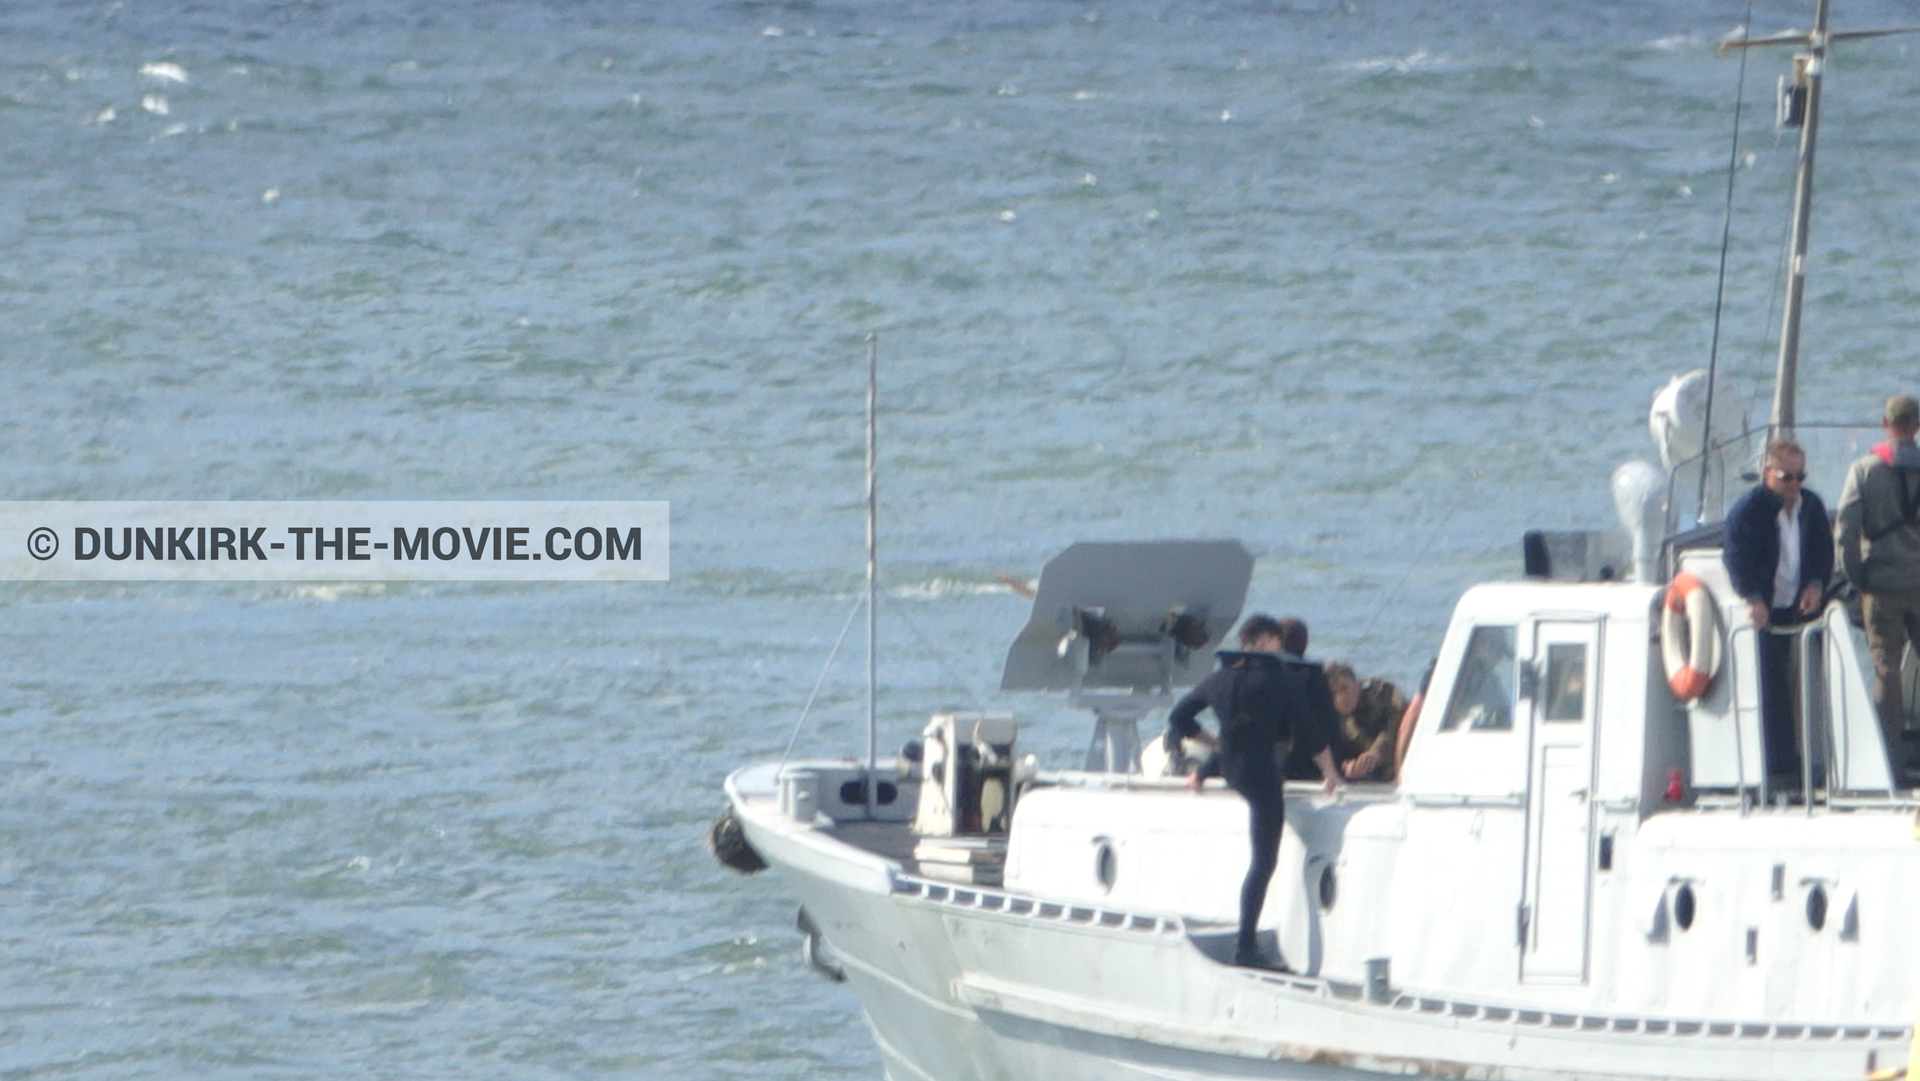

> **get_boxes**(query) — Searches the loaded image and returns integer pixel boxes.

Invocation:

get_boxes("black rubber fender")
[706,807,767,874]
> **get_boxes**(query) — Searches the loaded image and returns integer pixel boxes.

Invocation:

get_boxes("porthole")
[1318,864,1338,912]
[1673,883,1697,931]
[1806,884,1829,931]
[1094,841,1117,892]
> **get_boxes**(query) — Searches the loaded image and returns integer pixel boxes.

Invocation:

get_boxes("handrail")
[1655,419,1882,581]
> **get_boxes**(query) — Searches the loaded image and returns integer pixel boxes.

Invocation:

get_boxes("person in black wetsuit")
[1163,614,1341,970]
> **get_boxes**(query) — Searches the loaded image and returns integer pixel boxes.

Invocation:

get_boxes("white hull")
[726,761,1914,1081]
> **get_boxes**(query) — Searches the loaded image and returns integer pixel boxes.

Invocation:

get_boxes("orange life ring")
[1660,571,1723,700]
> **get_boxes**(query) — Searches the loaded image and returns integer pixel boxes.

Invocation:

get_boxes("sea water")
[3,1,1918,1077]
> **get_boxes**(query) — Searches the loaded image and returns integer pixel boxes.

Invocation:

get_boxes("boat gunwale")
[892,869,1914,1046]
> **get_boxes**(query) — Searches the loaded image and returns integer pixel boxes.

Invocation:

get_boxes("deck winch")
[915,711,1017,837]
[913,711,1018,885]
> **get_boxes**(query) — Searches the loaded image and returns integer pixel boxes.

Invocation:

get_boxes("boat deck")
[827,818,920,863]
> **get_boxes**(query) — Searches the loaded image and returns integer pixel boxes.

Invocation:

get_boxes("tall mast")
[1767,0,1829,436]
[1724,4,1920,435]
[863,332,879,818]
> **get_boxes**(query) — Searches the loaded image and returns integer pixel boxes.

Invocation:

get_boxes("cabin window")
[1542,643,1587,722]
[1439,625,1517,731]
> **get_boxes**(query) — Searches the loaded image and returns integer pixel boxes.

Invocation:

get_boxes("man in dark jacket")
[1164,614,1341,970]
[1723,438,1833,789]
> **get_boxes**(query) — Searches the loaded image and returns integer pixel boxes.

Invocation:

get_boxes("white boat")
[714,7,1920,1079]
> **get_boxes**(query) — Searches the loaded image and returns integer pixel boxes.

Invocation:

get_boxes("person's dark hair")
[1276,617,1309,656]
[1237,613,1283,647]
[1324,662,1357,687]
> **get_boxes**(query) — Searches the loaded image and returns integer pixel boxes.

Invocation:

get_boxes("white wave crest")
[890,577,1024,600]
[1332,49,1442,75]
[140,61,189,83]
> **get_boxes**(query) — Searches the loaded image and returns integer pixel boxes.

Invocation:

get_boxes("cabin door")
[1519,618,1599,984]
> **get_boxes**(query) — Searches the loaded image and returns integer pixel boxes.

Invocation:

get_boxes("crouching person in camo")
[1324,663,1407,783]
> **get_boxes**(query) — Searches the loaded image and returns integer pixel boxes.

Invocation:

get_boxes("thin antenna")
[1697,0,1759,524]
[863,332,879,819]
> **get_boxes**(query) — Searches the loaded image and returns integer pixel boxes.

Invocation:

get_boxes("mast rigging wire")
[779,590,868,772]
[885,593,992,715]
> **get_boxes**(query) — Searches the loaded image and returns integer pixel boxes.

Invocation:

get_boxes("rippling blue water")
[3,1,1919,1077]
